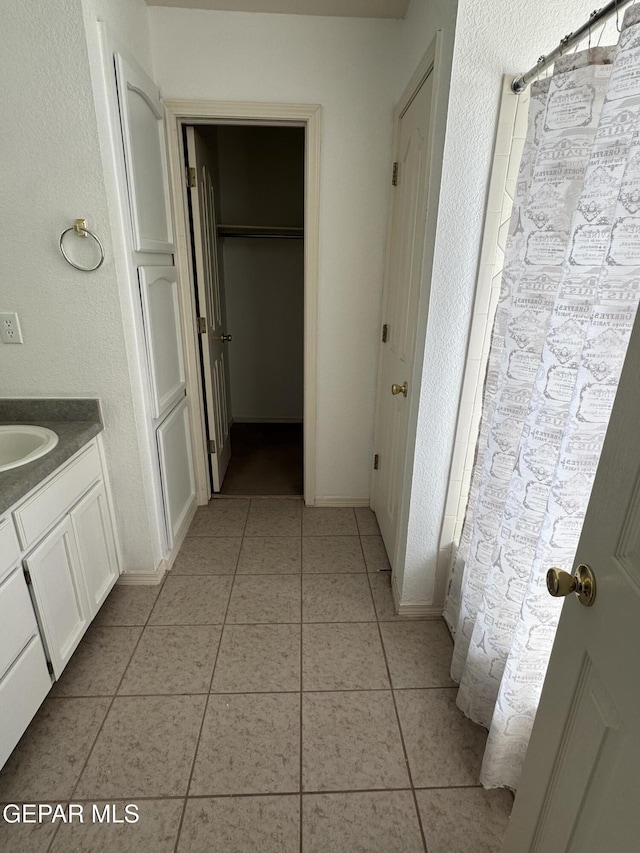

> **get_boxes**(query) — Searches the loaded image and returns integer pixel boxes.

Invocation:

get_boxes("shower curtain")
[444,5,640,791]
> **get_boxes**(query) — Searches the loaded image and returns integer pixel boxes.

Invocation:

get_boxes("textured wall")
[399,0,611,606]
[148,7,398,502]
[0,0,158,572]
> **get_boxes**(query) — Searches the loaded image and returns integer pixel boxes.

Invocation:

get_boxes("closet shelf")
[217,224,304,239]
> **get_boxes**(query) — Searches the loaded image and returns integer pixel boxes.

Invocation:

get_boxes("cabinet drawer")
[13,442,102,549]
[0,635,51,770]
[0,517,21,584]
[0,567,39,678]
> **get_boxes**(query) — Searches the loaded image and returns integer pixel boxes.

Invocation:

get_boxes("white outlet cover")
[0,312,24,344]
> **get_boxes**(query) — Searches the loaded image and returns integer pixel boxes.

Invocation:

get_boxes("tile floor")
[0,499,512,852]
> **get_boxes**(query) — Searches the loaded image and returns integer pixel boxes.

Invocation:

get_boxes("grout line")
[171,496,248,853]
[299,505,303,853]
[42,685,459,700]
[363,565,430,853]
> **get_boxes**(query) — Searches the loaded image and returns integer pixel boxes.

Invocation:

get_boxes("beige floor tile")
[93,585,161,627]
[303,791,424,853]
[416,787,513,853]
[212,624,301,692]
[302,623,389,690]
[302,536,365,573]
[0,698,110,801]
[302,507,357,536]
[171,537,241,575]
[226,574,301,623]
[51,626,141,697]
[189,693,300,795]
[237,536,301,574]
[75,695,206,798]
[0,805,59,853]
[50,799,184,853]
[380,621,455,688]
[368,572,401,620]
[302,575,375,622]
[395,689,487,787]
[302,691,409,791]
[119,625,222,695]
[178,796,299,853]
[187,500,249,537]
[360,536,391,571]
[354,506,381,536]
[244,498,302,536]
[149,576,232,625]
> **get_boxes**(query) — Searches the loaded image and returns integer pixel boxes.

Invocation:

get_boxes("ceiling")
[146,0,411,19]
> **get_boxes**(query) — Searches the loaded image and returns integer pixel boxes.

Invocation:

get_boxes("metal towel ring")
[59,219,105,271]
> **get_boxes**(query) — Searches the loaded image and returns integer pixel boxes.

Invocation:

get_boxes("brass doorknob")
[546,564,596,607]
[391,382,408,397]
[213,334,233,342]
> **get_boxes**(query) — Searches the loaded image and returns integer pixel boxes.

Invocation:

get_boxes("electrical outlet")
[0,312,24,344]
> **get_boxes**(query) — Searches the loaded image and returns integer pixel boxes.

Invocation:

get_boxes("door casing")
[164,101,321,506]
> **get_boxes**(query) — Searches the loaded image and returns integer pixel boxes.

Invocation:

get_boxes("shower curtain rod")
[512,0,633,93]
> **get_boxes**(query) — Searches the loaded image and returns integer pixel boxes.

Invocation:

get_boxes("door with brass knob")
[504,299,640,851]
[546,564,596,607]
[391,381,408,397]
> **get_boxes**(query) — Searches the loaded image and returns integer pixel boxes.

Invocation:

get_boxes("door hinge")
[392,162,399,186]
[382,324,388,343]
[187,166,196,188]
[23,567,32,586]
[208,439,216,453]
[46,660,54,676]
[373,454,380,470]
[197,316,207,334]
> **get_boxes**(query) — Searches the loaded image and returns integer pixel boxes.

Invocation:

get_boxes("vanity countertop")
[0,399,103,517]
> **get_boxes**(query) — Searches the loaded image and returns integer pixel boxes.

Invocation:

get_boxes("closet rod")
[512,0,633,93]
[219,232,304,239]
[217,224,304,239]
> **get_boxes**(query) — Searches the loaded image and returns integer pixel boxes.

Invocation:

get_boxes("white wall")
[0,0,160,573]
[148,8,398,502]
[224,239,305,421]
[398,0,611,607]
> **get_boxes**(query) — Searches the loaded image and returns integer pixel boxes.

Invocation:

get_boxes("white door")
[25,518,90,678]
[138,265,186,420]
[185,126,232,491]
[71,482,119,616]
[503,312,640,851]
[371,71,434,564]
[157,396,197,550]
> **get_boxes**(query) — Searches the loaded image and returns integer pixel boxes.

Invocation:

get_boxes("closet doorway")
[183,121,306,498]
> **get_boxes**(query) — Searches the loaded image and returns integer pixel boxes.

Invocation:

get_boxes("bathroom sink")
[0,425,59,473]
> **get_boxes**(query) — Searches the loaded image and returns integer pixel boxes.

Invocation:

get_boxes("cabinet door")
[157,397,196,550]
[114,53,174,253]
[71,482,119,617]
[138,265,186,419]
[24,518,90,678]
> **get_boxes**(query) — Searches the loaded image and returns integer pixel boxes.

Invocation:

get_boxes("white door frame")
[371,37,442,598]
[164,100,321,506]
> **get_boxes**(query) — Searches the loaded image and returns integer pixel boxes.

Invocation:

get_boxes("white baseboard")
[314,497,370,507]
[391,574,444,620]
[117,501,197,586]
[117,564,165,586]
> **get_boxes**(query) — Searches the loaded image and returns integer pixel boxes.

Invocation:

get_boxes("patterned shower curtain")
[444,5,640,791]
